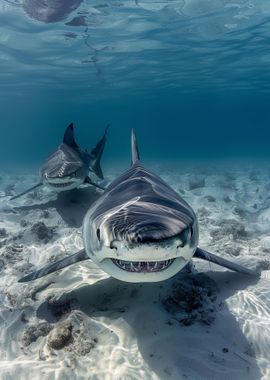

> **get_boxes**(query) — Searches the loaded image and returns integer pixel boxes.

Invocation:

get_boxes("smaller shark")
[11,123,108,200]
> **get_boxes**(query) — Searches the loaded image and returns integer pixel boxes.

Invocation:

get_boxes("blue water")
[1,1,270,165]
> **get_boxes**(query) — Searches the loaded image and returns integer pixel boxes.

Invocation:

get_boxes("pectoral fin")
[84,176,105,190]
[18,249,89,283]
[10,182,43,200]
[194,247,259,277]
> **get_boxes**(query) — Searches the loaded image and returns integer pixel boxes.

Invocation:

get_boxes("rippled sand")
[0,161,269,380]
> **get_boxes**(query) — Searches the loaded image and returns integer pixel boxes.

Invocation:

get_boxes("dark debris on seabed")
[31,222,56,242]
[162,273,219,326]
[21,309,100,359]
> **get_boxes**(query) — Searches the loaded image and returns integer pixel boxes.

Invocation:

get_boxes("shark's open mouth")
[49,182,74,188]
[111,258,175,272]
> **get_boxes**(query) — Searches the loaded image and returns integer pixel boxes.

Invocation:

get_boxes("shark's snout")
[106,205,192,246]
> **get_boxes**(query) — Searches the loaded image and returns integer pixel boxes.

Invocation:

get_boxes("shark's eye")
[110,241,117,250]
[177,241,184,249]
[96,228,101,241]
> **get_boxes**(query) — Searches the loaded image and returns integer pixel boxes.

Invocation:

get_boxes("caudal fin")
[131,129,140,165]
[194,247,260,277]
[18,249,89,282]
[10,182,43,201]
[63,123,78,148]
[90,124,109,179]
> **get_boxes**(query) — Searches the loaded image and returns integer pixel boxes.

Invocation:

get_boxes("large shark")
[11,123,108,200]
[19,129,258,283]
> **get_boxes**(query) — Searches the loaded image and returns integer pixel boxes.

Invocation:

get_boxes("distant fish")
[23,0,83,23]
[18,129,259,283]
[11,123,108,200]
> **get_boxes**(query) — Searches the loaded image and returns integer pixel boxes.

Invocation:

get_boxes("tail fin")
[131,128,140,165]
[63,123,78,148]
[90,124,109,179]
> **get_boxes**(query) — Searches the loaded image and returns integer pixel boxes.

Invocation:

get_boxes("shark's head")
[42,161,89,191]
[40,123,89,191]
[83,197,198,282]
[82,129,198,283]
[41,145,89,192]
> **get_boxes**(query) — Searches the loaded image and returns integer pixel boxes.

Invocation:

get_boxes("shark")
[18,129,258,283]
[11,123,108,200]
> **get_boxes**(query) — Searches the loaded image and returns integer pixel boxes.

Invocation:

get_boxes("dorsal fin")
[63,123,78,148]
[131,129,140,165]
[90,124,110,179]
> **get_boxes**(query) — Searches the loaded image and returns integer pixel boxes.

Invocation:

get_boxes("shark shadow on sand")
[13,187,102,228]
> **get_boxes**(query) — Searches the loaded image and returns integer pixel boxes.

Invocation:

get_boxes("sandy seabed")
[0,161,270,380]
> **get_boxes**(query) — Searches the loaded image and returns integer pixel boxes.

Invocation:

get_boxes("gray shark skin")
[11,123,108,200]
[18,129,259,283]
